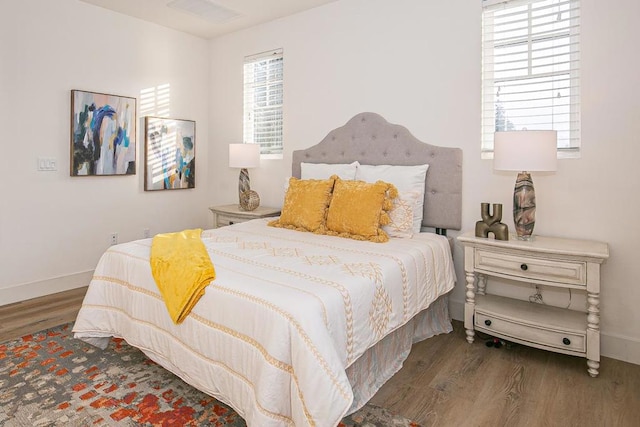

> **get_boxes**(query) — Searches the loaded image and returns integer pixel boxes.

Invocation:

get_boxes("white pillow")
[282,161,359,200]
[301,161,359,180]
[356,164,429,233]
[384,191,421,238]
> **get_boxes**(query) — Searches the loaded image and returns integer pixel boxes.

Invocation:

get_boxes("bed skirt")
[345,293,452,414]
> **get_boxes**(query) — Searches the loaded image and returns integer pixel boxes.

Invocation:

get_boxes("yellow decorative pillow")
[325,179,398,243]
[268,176,337,233]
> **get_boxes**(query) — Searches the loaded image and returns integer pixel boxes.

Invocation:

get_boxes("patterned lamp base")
[513,171,536,240]
[238,168,260,211]
[240,190,260,211]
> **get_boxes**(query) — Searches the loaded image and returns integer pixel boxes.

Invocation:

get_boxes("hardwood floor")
[0,286,86,343]
[371,323,640,427]
[2,288,640,426]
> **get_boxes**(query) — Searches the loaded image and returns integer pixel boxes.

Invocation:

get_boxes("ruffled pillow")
[325,179,397,243]
[356,164,428,233]
[384,191,421,238]
[268,176,337,233]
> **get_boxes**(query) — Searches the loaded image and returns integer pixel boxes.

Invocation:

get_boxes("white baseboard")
[448,297,640,366]
[0,270,93,306]
[601,332,640,365]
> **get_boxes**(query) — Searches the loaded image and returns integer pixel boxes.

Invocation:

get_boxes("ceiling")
[80,0,340,39]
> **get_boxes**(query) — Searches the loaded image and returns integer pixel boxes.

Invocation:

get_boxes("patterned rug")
[0,323,419,426]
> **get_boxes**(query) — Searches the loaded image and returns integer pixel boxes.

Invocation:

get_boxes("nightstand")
[209,204,280,228]
[457,231,609,377]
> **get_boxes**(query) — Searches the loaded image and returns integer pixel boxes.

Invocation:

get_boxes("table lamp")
[493,130,557,240]
[229,143,260,211]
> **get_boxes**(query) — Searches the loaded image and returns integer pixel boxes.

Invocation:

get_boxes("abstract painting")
[70,90,136,176]
[144,116,196,191]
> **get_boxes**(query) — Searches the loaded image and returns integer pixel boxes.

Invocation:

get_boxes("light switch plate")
[37,157,58,171]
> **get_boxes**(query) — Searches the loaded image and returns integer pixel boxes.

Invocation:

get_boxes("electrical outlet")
[143,228,151,238]
[37,157,57,171]
[110,232,118,245]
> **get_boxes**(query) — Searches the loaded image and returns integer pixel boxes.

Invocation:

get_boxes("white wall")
[0,0,211,303]
[208,0,640,363]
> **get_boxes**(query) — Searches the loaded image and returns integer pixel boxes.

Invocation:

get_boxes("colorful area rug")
[0,323,419,426]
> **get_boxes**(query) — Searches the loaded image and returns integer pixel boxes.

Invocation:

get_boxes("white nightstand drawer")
[475,310,586,353]
[216,213,240,227]
[475,249,586,286]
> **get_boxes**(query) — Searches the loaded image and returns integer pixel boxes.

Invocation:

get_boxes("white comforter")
[73,219,456,427]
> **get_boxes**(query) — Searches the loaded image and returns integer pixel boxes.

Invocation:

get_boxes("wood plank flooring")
[370,323,640,427]
[0,286,86,343]
[2,288,640,426]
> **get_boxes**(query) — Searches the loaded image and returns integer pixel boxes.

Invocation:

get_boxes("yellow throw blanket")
[150,228,216,324]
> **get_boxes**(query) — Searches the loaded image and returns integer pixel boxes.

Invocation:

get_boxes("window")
[481,0,581,158]
[243,49,284,158]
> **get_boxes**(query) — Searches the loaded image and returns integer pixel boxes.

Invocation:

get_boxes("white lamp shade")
[229,143,260,168]
[493,130,558,172]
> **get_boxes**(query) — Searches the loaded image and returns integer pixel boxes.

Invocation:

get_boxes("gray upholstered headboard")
[292,112,462,232]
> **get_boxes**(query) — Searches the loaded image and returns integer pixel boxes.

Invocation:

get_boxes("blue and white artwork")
[71,90,136,176]
[144,116,196,191]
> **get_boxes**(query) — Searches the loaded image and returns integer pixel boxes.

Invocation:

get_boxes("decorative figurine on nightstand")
[475,202,509,240]
[240,190,260,211]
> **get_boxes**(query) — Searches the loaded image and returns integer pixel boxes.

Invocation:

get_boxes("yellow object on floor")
[150,228,216,324]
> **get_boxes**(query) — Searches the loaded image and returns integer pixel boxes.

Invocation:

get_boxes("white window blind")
[481,0,580,158]
[243,49,283,157]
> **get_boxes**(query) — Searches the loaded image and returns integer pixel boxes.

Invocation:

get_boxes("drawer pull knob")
[563,338,571,346]
[520,263,528,271]
[484,319,492,326]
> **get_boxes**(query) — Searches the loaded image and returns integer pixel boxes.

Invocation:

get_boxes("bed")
[73,112,463,427]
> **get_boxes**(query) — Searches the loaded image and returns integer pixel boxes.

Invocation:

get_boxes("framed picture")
[144,116,196,191]
[70,90,136,176]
